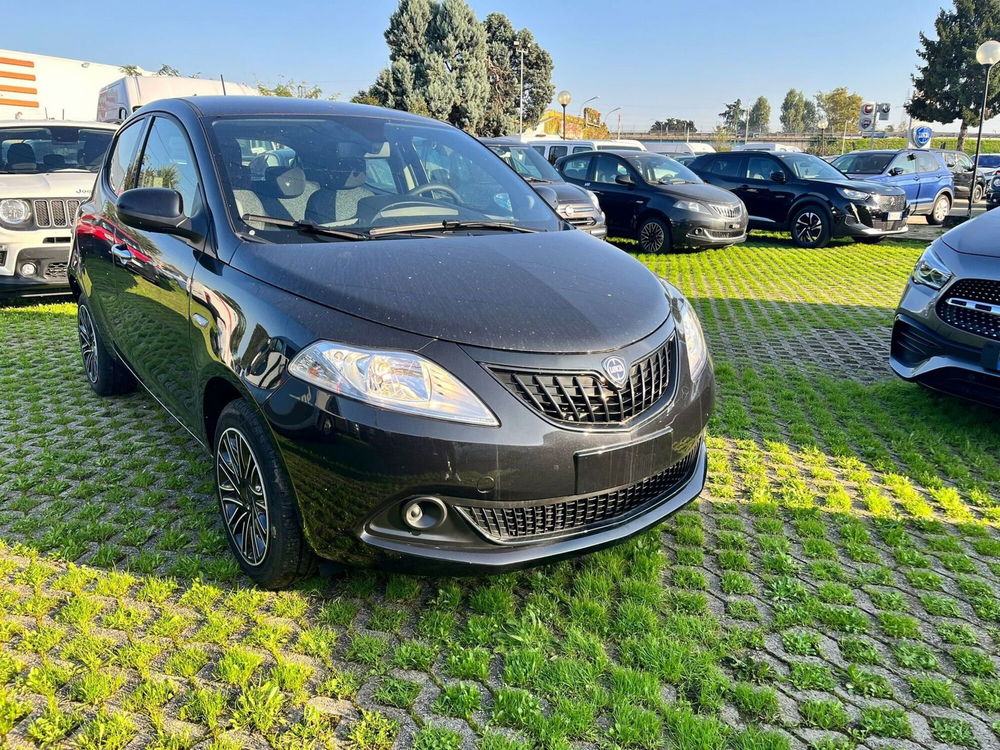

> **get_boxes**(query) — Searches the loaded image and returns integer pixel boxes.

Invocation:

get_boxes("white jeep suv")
[0,121,117,298]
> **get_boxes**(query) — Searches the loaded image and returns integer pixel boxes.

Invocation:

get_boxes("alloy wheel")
[933,198,949,223]
[794,212,823,244]
[639,221,665,252]
[78,306,99,384]
[217,427,270,567]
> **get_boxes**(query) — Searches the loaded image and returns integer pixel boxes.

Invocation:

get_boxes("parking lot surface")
[1,235,999,749]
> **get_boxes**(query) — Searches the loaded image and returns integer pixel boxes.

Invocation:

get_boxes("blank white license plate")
[887,211,903,221]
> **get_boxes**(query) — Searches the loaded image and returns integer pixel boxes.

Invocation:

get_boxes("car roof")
[0,120,117,130]
[165,95,441,125]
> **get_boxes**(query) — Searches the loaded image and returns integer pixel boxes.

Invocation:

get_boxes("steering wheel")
[406,183,462,202]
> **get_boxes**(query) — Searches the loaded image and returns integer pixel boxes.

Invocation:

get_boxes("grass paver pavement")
[0,234,998,748]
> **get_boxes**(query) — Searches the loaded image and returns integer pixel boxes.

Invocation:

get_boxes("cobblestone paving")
[1,236,999,750]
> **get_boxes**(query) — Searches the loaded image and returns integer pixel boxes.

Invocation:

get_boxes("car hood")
[654,182,742,204]
[0,171,98,198]
[940,208,1000,258]
[820,177,904,196]
[540,181,594,205]
[231,230,671,353]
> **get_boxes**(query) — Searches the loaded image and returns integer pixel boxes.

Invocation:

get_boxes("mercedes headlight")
[911,245,953,290]
[675,200,707,213]
[288,342,498,426]
[676,297,708,374]
[839,188,872,201]
[0,199,31,226]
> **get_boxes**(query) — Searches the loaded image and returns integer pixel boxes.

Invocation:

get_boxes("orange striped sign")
[0,84,36,94]
[0,56,34,68]
[0,70,36,81]
[0,98,39,108]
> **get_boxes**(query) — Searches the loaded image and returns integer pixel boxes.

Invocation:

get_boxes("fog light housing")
[402,497,448,531]
[20,262,37,277]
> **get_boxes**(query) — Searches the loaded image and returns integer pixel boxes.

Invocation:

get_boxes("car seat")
[5,143,36,171]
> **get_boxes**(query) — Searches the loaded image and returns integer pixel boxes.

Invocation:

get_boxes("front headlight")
[584,189,602,210]
[675,200,707,213]
[839,188,872,201]
[992,176,1000,188]
[288,341,498,426]
[911,246,953,290]
[0,199,31,225]
[676,297,708,374]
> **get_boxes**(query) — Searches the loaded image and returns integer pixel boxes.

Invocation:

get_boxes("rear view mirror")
[118,187,199,240]
[614,174,634,186]
[770,171,786,184]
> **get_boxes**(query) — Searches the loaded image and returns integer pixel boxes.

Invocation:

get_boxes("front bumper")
[0,245,72,297]
[673,213,748,248]
[834,199,909,239]
[261,321,715,571]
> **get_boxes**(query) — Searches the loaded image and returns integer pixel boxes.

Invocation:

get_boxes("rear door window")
[704,156,743,178]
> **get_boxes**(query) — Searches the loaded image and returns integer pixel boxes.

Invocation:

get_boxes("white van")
[644,141,715,155]
[529,139,647,164]
[97,76,258,123]
[731,142,803,153]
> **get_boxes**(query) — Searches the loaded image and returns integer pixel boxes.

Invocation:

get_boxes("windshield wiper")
[242,214,368,241]
[522,176,550,183]
[368,220,539,238]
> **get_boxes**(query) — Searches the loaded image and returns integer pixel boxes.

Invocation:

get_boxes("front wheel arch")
[785,198,832,230]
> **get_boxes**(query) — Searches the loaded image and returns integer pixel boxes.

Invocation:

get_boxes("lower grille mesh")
[458,445,700,543]
[938,279,1000,341]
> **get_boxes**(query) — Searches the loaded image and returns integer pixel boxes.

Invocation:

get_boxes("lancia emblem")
[602,356,629,388]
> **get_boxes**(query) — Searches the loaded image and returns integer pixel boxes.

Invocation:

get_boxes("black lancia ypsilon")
[70,97,714,588]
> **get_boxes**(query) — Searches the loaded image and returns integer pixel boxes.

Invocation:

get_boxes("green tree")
[365,0,490,131]
[257,78,332,99]
[908,0,1000,150]
[816,87,863,134]
[649,118,696,134]
[719,99,746,134]
[781,89,819,133]
[478,13,554,136]
[748,96,771,135]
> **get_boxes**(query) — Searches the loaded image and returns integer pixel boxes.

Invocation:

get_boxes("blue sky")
[9,0,995,132]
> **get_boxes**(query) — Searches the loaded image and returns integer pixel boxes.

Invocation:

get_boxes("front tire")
[214,399,316,589]
[790,206,830,248]
[926,194,951,225]
[77,296,136,396]
[972,184,984,204]
[638,216,672,253]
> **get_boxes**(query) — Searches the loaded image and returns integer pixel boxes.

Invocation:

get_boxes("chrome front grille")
[938,279,1000,340]
[458,444,700,543]
[710,203,743,218]
[876,194,906,212]
[32,199,81,228]
[489,336,675,425]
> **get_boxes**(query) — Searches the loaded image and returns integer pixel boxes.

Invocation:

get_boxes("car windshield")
[626,154,701,184]
[775,153,846,180]
[832,152,894,175]
[0,126,114,174]
[209,115,560,241]
[487,144,562,182]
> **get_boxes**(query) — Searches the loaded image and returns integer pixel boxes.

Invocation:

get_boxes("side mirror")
[888,167,904,177]
[117,187,199,240]
[533,185,560,210]
[770,171,786,183]
[614,174,634,186]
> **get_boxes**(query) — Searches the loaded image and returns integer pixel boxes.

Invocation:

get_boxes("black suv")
[555,150,747,252]
[934,149,987,204]
[689,151,908,247]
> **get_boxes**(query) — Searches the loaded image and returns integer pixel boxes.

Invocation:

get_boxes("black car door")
[585,154,645,232]
[100,115,205,422]
[741,154,795,226]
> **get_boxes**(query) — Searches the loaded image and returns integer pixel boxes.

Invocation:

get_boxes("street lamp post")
[557,90,572,139]
[817,117,828,155]
[513,39,525,134]
[968,40,1000,220]
[606,107,622,140]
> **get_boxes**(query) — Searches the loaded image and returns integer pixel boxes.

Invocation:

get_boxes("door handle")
[111,243,133,263]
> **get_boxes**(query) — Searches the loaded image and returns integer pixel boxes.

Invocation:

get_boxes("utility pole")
[514,39,525,134]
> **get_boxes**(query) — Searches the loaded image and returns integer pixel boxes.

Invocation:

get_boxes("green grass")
[2,237,1000,746]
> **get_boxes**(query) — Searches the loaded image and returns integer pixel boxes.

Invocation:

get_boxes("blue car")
[832,149,954,224]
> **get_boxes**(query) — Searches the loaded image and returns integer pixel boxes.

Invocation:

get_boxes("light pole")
[968,40,1000,220]
[841,118,849,154]
[606,107,622,139]
[557,90,572,139]
[513,39,525,134]
[817,116,828,155]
